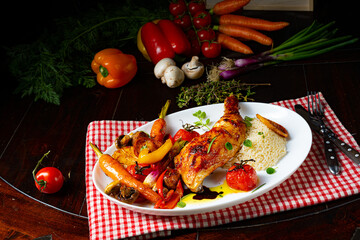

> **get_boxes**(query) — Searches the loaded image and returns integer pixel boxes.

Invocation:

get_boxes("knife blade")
[295,104,360,167]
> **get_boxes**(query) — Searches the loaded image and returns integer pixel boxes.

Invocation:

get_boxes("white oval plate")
[92,102,312,216]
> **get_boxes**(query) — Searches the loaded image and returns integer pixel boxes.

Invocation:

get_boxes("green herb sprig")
[176,80,268,108]
[193,110,211,130]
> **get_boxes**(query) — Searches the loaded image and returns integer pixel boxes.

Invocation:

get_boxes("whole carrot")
[90,142,162,204]
[210,0,250,15]
[214,24,273,46]
[219,14,289,31]
[150,99,170,143]
[217,33,253,54]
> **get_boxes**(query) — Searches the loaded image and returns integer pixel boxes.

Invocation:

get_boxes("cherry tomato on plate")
[226,160,257,191]
[169,0,187,16]
[173,128,200,143]
[126,163,153,182]
[193,10,212,29]
[197,28,216,42]
[201,41,221,58]
[188,0,206,16]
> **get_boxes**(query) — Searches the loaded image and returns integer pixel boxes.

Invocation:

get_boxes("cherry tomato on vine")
[33,151,64,194]
[188,0,206,16]
[201,41,221,58]
[173,129,200,142]
[173,14,192,30]
[190,38,201,56]
[169,0,187,17]
[35,167,64,194]
[193,10,212,29]
[197,28,216,42]
[226,160,257,191]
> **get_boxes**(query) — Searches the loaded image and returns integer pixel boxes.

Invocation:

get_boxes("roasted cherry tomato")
[169,0,187,16]
[173,129,200,143]
[188,0,206,16]
[193,10,212,29]
[226,160,257,191]
[127,163,153,182]
[201,41,221,58]
[33,151,64,194]
[173,14,192,30]
[197,28,216,42]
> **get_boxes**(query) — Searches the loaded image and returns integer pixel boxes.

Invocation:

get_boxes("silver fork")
[307,91,341,175]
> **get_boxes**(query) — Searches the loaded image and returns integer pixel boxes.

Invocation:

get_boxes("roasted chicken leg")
[174,95,247,192]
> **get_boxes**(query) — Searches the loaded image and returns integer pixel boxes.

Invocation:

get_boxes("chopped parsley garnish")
[244,116,253,127]
[266,167,276,174]
[225,142,233,150]
[243,139,252,147]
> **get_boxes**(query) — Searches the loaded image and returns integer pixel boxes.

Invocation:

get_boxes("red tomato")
[188,0,206,16]
[226,161,257,191]
[193,10,212,29]
[127,163,152,182]
[173,14,192,30]
[201,41,221,58]
[190,38,201,56]
[169,0,187,16]
[173,129,200,142]
[197,28,216,42]
[35,167,64,194]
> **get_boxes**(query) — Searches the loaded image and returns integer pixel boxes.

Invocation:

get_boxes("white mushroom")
[161,65,185,88]
[154,58,176,79]
[181,56,204,79]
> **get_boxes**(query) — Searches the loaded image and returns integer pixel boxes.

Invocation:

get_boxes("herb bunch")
[6,0,169,105]
[177,79,267,108]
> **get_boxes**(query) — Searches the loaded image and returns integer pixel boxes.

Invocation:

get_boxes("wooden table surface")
[1,1,360,239]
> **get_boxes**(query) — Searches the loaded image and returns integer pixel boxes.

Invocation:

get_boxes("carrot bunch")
[210,0,289,54]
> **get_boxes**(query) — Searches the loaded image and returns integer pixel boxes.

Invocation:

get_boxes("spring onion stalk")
[218,21,358,80]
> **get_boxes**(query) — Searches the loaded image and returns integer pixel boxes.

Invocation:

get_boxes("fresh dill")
[5,0,170,105]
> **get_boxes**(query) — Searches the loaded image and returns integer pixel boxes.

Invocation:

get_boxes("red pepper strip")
[156,169,167,199]
[157,19,192,56]
[155,180,184,209]
[141,22,175,64]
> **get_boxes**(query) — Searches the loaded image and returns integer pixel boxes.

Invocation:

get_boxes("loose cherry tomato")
[127,163,153,182]
[169,0,187,16]
[173,129,200,142]
[226,160,257,191]
[201,41,221,58]
[193,10,212,29]
[35,167,64,194]
[33,151,64,194]
[188,0,206,16]
[197,28,216,42]
[173,14,192,30]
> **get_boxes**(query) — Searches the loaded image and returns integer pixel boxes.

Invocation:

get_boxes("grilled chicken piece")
[174,95,247,192]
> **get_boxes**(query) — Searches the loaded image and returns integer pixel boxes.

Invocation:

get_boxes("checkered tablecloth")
[85,93,360,239]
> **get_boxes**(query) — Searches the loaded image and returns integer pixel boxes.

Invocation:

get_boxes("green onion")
[218,21,359,79]
[251,183,266,193]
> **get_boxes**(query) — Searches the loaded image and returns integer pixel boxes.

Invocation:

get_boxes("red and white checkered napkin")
[85,93,360,240]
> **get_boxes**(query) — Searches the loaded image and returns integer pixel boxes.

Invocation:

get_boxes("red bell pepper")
[155,179,184,209]
[141,22,175,64]
[157,19,191,56]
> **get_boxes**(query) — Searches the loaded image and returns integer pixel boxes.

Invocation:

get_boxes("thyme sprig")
[176,79,269,108]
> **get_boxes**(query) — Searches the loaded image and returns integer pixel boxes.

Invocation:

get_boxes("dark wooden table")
[1,1,360,239]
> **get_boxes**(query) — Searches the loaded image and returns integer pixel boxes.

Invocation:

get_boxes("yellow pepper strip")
[138,138,173,164]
